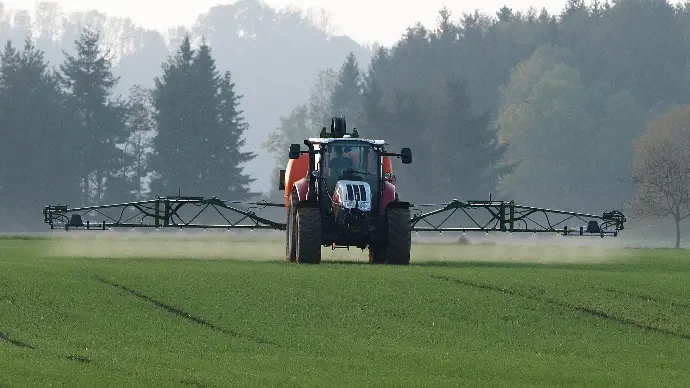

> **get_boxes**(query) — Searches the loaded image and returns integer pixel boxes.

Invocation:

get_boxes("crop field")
[1,233,690,387]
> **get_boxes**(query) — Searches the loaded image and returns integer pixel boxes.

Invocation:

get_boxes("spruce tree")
[330,52,362,124]
[0,41,20,184]
[150,35,256,199]
[360,48,391,138]
[437,76,506,200]
[122,84,154,200]
[0,38,74,229]
[189,41,222,195]
[58,28,128,205]
[149,35,196,196]
[217,70,256,198]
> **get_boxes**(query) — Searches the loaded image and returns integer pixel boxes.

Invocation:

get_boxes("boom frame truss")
[42,196,625,237]
[43,196,286,231]
[410,199,625,237]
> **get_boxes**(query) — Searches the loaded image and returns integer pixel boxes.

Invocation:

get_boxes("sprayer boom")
[43,196,286,231]
[43,195,624,237]
[410,199,625,237]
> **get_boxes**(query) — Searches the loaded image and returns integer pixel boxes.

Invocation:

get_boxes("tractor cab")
[314,138,382,197]
[322,141,375,182]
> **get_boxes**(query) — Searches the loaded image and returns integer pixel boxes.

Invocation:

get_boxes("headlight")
[384,172,391,180]
[359,202,371,211]
[342,201,355,209]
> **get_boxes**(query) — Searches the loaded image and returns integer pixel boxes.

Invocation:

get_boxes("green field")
[1,235,690,387]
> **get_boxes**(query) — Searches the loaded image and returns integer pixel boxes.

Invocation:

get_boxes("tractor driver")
[329,146,355,178]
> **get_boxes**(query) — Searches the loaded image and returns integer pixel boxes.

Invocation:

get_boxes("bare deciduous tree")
[629,105,690,248]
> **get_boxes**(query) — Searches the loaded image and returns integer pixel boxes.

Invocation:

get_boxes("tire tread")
[296,206,321,264]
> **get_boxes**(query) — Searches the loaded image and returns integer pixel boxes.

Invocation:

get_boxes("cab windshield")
[322,142,378,180]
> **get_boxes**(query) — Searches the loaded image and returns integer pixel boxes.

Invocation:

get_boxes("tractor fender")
[381,181,396,210]
[283,153,310,208]
[293,177,310,203]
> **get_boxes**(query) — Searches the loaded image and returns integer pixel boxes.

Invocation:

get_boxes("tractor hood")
[333,180,372,212]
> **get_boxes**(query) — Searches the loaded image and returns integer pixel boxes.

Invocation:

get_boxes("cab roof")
[308,137,386,146]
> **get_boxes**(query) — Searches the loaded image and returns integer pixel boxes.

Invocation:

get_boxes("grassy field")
[1,234,690,387]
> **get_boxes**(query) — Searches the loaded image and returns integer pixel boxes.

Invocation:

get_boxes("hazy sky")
[4,0,569,46]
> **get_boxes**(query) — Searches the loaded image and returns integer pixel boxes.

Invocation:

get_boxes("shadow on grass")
[273,259,621,271]
[408,260,620,271]
[0,234,51,241]
[94,276,277,346]
[433,275,690,341]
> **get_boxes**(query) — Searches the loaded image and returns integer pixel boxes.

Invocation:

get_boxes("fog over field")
[1,0,690,248]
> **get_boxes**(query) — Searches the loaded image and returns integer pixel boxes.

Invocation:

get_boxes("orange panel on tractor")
[284,153,309,207]
[383,155,392,179]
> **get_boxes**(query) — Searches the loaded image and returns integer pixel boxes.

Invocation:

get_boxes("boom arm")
[43,196,287,231]
[410,199,625,237]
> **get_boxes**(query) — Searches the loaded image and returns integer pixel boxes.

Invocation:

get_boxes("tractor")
[279,116,413,264]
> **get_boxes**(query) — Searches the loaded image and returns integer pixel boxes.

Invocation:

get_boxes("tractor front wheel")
[296,206,322,264]
[285,191,298,262]
[369,206,411,265]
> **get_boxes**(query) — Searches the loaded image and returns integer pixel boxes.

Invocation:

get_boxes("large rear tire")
[296,206,322,264]
[285,191,297,262]
[368,206,411,265]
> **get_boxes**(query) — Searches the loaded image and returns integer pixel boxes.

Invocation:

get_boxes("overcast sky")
[3,0,571,46]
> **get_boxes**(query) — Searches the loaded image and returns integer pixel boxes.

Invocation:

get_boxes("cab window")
[324,144,376,178]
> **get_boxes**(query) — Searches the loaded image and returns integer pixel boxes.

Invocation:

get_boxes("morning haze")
[1,0,690,247]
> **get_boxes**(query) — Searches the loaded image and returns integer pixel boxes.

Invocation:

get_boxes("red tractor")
[280,116,413,264]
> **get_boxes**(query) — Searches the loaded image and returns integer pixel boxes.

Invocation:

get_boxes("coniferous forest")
[3,0,690,246]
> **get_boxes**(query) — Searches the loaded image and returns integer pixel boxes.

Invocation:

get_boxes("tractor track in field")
[603,288,690,309]
[1,331,93,364]
[94,277,277,347]
[0,332,35,349]
[431,275,690,341]
[179,379,209,388]
[65,354,92,364]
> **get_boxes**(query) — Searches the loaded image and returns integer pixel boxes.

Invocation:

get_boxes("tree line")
[4,0,690,247]
[0,30,254,230]
[0,1,370,194]
[266,0,690,247]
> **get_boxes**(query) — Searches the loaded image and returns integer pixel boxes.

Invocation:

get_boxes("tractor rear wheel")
[296,206,322,264]
[369,206,411,265]
[285,191,298,262]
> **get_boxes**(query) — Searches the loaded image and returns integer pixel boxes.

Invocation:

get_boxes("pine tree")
[386,89,428,202]
[331,52,362,124]
[122,84,154,200]
[58,28,128,205]
[0,41,20,184]
[217,71,256,199]
[360,48,391,138]
[150,36,256,199]
[437,76,507,200]
[149,35,196,196]
[0,38,75,229]
[189,40,222,195]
